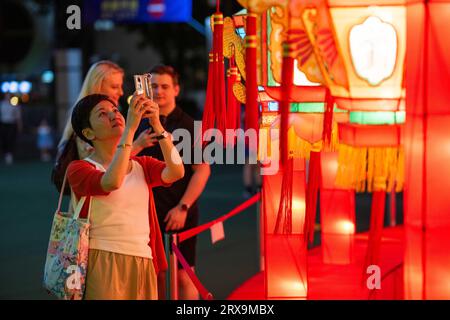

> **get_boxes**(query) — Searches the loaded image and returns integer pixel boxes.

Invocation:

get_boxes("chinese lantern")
[262,158,308,298]
[320,151,356,265]
[404,0,450,300]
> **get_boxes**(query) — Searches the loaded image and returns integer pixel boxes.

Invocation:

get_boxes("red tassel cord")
[322,87,334,150]
[364,191,386,276]
[201,53,216,146]
[279,48,294,168]
[213,11,227,141]
[274,158,294,234]
[236,88,242,133]
[304,151,321,244]
[226,55,239,147]
[202,1,226,146]
[274,14,295,235]
[245,12,259,151]
[279,10,294,168]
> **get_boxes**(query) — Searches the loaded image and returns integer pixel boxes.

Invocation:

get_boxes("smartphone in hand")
[134,73,154,129]
[134,75,145,96]
[144,74,153,101]
[134,74,153,100]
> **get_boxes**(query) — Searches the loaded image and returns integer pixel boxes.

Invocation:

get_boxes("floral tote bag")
[43,171,92,300]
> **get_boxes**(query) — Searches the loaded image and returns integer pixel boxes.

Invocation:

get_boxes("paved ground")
[0,161,261,299]
[0,160,402,300]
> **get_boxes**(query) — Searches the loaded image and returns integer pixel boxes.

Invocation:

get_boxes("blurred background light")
[41,70,54,84]
[10,96,19,106]
[21,93,30,103]
[1,82,10,93]
[9,81,19,93]
[19,81,32,94]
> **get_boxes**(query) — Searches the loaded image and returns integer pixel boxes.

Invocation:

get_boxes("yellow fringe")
[396,147,404,193]
[322,121,340,153]
[335,144,404,192]
[258,121,340,161]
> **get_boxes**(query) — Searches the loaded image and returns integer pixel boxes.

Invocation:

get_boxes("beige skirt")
[84,249,157,300]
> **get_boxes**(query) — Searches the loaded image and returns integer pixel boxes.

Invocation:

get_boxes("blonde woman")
[58,60,152,159]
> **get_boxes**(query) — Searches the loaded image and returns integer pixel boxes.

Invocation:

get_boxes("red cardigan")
[67,156,169,274]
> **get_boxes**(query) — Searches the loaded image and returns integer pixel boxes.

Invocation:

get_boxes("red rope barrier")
[172,243,213,300]
[177,193,261,243]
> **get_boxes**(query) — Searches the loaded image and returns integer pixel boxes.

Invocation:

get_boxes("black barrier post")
[164,232,178,300]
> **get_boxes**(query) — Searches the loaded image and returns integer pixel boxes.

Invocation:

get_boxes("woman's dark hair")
[51,133,79,195]
[71,94,117,146]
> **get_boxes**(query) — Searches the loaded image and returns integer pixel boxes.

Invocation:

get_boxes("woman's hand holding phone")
[142,100,164,134]
[127,93,152,133]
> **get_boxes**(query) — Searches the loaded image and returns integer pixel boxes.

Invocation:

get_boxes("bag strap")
[56,168,93,221]
[55,169,69,214]
[73,197,92,221]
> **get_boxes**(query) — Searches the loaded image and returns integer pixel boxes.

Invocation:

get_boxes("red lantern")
[320,152,356,265]
[404,0,450,299]
[301,0,406,112]
[262,159,308,299]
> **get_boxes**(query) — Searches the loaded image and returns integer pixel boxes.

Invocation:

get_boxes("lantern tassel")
[279,44,294,167]
[336,144,404,192]
[226,55,239,147]
[214,10,227,140]
[202,53,216,144]
[274,158,294,234]
[245,12,259,151]
[304,151,321,244]
[322,88,335,151]
[259,123,341,163]
[202,0,226,146]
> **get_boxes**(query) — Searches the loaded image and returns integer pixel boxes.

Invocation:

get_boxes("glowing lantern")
[297,0,408,278]
[231,1,348,161]
[320,152,356,265]
[262,158,308,299]
[235,1,355,295]
[288,1,407,194]
[301,0,407,112]
[404,0,450,299]
[334,121,404,271]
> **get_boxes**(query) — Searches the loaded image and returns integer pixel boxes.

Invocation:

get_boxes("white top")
[83,158,152,259]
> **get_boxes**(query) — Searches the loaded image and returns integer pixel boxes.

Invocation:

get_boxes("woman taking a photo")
[67,92,184,299]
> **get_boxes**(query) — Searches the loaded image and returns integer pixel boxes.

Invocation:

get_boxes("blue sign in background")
[83,0,192,24]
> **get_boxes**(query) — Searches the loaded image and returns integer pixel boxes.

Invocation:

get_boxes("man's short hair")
[71,94,117,146]
[149,65,180,86]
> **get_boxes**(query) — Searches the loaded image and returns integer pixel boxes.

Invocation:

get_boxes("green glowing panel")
[349,111,405,124]
[290,103,347,113]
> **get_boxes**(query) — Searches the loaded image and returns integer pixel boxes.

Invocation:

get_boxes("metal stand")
[164,233,178,300]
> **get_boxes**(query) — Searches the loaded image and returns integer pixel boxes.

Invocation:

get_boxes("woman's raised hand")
[141,100,163,133]
[127,93,152,132]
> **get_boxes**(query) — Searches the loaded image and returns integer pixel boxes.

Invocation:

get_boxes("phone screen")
[144,74,153,101]
[134,74,154,128]
[134,75,144,95]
